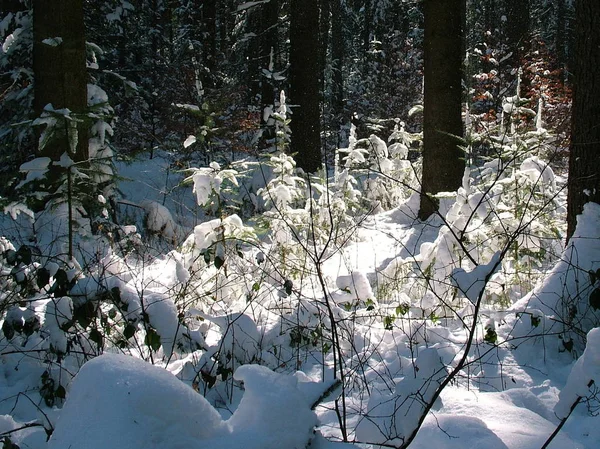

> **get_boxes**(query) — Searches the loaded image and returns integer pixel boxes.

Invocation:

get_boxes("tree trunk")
[203,0,217,73]
[289,0,322,173]
[260,0,279,114]
[0,0,22,15]
[566,0,600,240]
[419,0,465,220]
[33,0,88,161]
[331,0,344,116]
[504,0,530,68]
[318,0,330,93]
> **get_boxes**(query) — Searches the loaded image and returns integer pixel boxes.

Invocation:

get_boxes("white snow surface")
[49,354,317,449]
[3,154,600,449]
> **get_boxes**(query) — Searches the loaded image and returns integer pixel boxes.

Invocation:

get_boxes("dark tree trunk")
[419,0,465,220]
[504,0,530,68]
[318,0,330,93]
[566,0,600,240]
[204,0,217,72]
[289,0,322,173]
[331,0,344,116]
[0,0,22,15]
[260,0,279,122]
[246,8,262,101]
[33,0,88,161]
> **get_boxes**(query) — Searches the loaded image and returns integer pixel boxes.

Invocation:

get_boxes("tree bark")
[566,0,600,240]
[33,0,88,161]
[419,0,465,220]
[331,0,344,116]
[504,0,530,68]
[289,0,322,173]
[260,0,279,116]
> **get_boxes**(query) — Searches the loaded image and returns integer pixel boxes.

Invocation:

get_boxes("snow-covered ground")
[1,148,599,449]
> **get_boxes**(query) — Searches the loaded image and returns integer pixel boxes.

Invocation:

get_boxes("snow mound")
[48,353,227,449]
[49,354,317,449]
[555,327,600,419]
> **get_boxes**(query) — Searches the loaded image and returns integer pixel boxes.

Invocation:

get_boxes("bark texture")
[33,0,88,160]
[419,0,465,219]
[566,0,600,239]
[289,0,322,173]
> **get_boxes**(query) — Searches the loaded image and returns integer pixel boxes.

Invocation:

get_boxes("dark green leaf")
[123,323,137,339]
[16,245,32,265]
[2,321,15,340]
[144,327,161,352]
[74,302,96,329]
[36,268,51,289]
[55,384,66,399]
[23,317,40,336]
[589,288,600,310]
[3,435,21,449]
[484,328,497,344]
[284,279,293,296]
[4,249,17,266]
[89,328,103,348]
[396,303,410,316]
[214,255,225,269]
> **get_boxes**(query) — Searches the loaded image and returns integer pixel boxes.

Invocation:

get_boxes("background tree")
[419,0,465,220]
[33,0,89,160]
[566,0,600,240]
[288,0,322,173]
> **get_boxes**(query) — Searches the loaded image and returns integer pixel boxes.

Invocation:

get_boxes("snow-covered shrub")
[185,161,239,216]
[377,124,564,321]
[339,122,418,213]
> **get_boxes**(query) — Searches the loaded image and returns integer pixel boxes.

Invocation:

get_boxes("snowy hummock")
[451,251,502,304]
[49,354,318,449]
[555,327,600,419]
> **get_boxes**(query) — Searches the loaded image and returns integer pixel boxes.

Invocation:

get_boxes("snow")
[2,140,599,449]
[555,327,600,419]
[48,353,228,449]
[451,251,502,304]
[183,135,196,148]
[49,354,317,449]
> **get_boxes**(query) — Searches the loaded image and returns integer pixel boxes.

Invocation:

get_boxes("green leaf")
[396,303,410,316]
[36,267,51,289]
[214,255,225,270]
[3,435,21,449]
[284,279,293,296]
[74,301,96,329]
[383,315,395,330]
[89,328,104,348]
[4,249,17,266]
[123,323,137,339]
[484,327,497,345]
[55,384,66,399]
[530,315,541,328]
[2,321,15,340]
[145,327,161,352]
[252,282,260,292]
[589,288,600,310]
[16,245,32,265]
